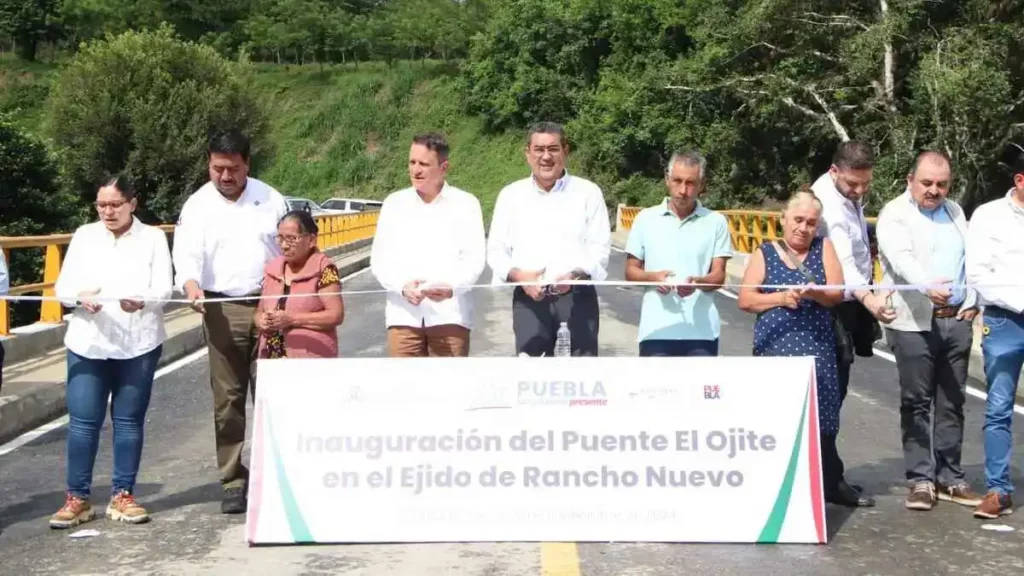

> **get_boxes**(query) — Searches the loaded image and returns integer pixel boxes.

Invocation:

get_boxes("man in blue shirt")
[624,150,733,356]
[0,249,8,391]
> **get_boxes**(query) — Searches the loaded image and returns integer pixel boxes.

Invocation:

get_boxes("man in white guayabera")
[487,121,611,357]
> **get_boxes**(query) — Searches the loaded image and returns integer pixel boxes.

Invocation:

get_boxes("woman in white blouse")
[50,175,172,529]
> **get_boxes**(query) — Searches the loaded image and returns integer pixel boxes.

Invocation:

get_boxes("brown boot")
[973,491,1013,519]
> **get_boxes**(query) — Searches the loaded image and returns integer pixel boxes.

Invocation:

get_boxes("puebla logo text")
[517,380,608,407]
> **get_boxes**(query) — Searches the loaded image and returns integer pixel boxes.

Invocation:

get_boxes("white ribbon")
[0,279,993,304]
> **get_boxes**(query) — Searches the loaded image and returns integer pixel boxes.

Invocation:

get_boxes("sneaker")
[49,494,95,529]
[107,490,150,524]
[905,482,937,511]
[974,491,1013,519]
[938,481,985,507]
[221,487,247,515]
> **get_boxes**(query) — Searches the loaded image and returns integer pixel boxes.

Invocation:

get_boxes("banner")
[244,356,825,545]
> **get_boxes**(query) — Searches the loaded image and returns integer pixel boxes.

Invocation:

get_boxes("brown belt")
[933,306,959,319]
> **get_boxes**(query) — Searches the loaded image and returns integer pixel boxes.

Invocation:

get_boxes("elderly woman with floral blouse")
[255,210,345,358]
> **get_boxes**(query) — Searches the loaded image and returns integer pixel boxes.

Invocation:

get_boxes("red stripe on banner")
[806,373,826,543]
[246,397,267,544]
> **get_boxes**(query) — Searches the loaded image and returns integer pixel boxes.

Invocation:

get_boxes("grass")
[251,61,533,220]
[0,53,59,135]
[0,57,622,223]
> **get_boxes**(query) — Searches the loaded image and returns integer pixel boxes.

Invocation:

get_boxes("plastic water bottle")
[554,322,572,357]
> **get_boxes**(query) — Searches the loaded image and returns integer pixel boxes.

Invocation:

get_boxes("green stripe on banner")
[268,409,314,542]
[757,386,810,543]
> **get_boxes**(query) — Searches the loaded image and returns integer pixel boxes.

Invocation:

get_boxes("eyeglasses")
[275,233,310,245]
[95,200,130,211]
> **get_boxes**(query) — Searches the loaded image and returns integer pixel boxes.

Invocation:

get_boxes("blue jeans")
[639,339,719,357]
[981,307,1024,495]
[65,345,161,499]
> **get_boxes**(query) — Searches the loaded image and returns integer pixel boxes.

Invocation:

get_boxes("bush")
[0,113,85,325]
[43,25,268,223]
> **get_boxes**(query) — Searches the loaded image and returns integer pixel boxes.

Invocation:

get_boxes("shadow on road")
[0,482,163,530]
[142,482,223,514]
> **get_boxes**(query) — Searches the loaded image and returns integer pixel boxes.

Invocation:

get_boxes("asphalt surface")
[2,250,1024,575]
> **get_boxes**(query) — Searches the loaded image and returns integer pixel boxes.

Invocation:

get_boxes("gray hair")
[666,150,706,181]
[526,121,567,147]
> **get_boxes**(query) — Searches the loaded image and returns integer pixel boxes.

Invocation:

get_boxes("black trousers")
[827,300,879,491]
[512,286,599,356]
[0,339,4,393]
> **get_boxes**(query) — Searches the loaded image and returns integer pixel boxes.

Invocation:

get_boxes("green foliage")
[0,54,56,132]
[463,0,1024,214]
[0,112,85,325]
[253,61,526,221]
[42,25,267,223]
[0,0,59,60]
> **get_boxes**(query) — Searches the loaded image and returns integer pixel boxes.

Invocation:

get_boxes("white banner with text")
[244,356,826,545]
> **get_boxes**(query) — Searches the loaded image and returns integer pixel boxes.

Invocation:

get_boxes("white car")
[285,197,330,216]
[320,198,383,214]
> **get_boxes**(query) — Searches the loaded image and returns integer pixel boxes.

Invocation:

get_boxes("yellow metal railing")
[0,211,378,336]
[617,206,882,284]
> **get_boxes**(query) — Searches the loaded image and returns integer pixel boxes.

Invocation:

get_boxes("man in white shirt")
[370,132,485,356]
[487,122,611,356]
[811,140,896,508]
[172,128,288,515]
[877,150,983,512]
[966,142,1024,519]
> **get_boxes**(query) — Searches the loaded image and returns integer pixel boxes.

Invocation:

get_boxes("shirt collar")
[103,216,141,239]
[532,170,570,194]
[414,181,450,204]
[905,187,949,216]
[1006,189,1024,217]
[816,173,862,213]
[660,198,708,223]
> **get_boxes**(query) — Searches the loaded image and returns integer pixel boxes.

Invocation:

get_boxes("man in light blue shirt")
[624,150,732,356]
[0,249,8,391]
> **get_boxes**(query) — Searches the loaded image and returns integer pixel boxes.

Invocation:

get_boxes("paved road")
[2,250,1024,575]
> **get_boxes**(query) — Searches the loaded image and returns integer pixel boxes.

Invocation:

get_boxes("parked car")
[320,198,383,214]
[284,197,329,216]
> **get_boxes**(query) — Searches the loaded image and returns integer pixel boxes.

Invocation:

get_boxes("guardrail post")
[39,244,63,324]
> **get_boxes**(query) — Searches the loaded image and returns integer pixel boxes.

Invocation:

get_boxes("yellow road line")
[541,542,581,576]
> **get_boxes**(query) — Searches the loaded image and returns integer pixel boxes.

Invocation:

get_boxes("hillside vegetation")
[252,62,532,220]
[1,57,585,223]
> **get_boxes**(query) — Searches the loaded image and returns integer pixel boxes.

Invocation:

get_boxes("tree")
[42,25,268,223]
[0,0,59,60]
[0,113,86,325]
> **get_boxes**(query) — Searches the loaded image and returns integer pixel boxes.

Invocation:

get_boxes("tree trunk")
[880,0,896,111]
[14,36,38,61]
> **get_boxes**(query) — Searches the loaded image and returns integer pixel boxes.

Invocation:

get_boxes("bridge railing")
[0,211,379,336]
[615,205,883,284]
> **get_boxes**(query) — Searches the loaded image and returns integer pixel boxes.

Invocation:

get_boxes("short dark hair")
[832,140,875,171]
[208,128,251,162]
[279,210,319,235]
[909,149,952,177]
[526,121,568,148]
[102,173,136,201]
[1002,142,1024,177]
[412,132,449,163]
